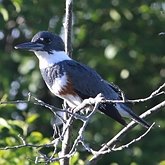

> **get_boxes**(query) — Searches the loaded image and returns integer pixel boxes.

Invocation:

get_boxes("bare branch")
[59,0,73,165]
[69,94,103,155]
[88,100,165,164]
[0,134,54,150]
[103,82,165,104]
[129,83,165,103]
[113,122,155,151]
[64,0,73,57]
[0,84,164,164]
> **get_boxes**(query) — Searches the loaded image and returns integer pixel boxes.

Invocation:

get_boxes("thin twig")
[0,134,54,150]
[69,95,103,155]
[104,82,165,104]
[113,122,155,151]
[88,100,165,164]
[0,85,164,164]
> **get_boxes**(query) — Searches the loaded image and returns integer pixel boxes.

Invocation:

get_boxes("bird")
[15,31,150,128]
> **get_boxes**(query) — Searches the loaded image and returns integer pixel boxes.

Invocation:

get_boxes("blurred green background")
[0,0,165,165]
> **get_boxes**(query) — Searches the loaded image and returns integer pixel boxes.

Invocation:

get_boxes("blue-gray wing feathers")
[57,60,150,128]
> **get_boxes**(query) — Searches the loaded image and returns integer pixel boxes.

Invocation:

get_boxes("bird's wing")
[62,60,119,99]
[104,80,133,108]
[60,60,150,128]
[103,81,123,98]
[62,60,128,125]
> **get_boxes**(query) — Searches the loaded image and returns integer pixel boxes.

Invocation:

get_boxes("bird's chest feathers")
[40,65,82,107]
[41,66,67,95]
[51,74,68,96]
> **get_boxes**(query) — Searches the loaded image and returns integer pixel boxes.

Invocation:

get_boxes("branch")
[88,100,165,164]
[127,82,165,103]
[0,134,54,150]
[113,122,155,151]
[103,82,165,104]
[60,0,73,165]
[0,85,164,164]
[64,0,73,57]
[68,94,104,155]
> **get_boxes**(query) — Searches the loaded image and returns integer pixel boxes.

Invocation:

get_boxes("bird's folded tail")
[117,103,150,129]
[99,103,128,126]
[99,103,150,129]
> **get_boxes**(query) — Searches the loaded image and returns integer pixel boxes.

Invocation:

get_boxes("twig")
[113,122,155,151]
[69,94,103,155]
[0,134,54,150]
[88,100,165,164]
[103,82,165,104]
[0,85,164,164]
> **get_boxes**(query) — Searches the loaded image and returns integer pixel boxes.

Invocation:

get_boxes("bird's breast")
[51,73,68,95]
[40,67,82,107]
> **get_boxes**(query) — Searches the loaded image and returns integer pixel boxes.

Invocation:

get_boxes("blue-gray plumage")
[15,31,150,128]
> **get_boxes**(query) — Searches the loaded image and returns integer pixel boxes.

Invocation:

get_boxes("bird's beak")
[14,42,44,51]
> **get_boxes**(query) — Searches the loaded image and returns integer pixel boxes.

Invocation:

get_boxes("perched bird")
[15,31,150,128]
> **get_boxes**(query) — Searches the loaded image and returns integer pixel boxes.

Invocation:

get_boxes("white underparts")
[42,71,82,108]
[48,72,68,95]
[34,50,72,69]
[62,94,82,108]
[35,50,83,109]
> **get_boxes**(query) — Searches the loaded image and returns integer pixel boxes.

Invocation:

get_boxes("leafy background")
[0,0,165,164]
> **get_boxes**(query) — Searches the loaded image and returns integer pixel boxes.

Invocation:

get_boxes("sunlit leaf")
[12,1,21,13]
[0,5,9,21]
[26,113,39,124]
[70,152,79,165]
[0,118,11,129]
[5,137,16,145]
[159,160,165,165]
[28,131,43,142]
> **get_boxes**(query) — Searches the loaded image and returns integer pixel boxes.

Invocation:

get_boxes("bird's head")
[15,31,71,67]
[15,31,65,53]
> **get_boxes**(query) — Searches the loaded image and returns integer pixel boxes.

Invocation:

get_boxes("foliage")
[0,0,164,164]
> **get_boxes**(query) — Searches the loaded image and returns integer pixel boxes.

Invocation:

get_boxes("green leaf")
[159,160,165,165]
[70,152,79,165]
[5,137,16,145]
[26,113,39,124]
[28,131,43,143]
[0,118,11,129]
[0,5,9,21]
[11,0,22,13]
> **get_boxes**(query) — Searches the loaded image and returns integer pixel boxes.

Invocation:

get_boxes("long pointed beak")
[15,42,44,51]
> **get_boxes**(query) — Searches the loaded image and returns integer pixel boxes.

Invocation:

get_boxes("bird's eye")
[40,37,52,44]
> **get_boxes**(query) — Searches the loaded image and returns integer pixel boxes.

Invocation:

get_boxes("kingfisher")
[15,31,150,128]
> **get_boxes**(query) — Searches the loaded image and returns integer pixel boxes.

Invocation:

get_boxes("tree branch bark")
[64,0,73,57]
[60,1,73,165]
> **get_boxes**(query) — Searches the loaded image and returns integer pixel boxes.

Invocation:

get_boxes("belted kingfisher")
[15,31,150,128]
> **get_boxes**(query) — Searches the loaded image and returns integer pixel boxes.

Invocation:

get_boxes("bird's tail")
[117,103,150,129]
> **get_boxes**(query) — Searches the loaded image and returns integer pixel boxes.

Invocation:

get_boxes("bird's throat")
[34,50,72,69]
